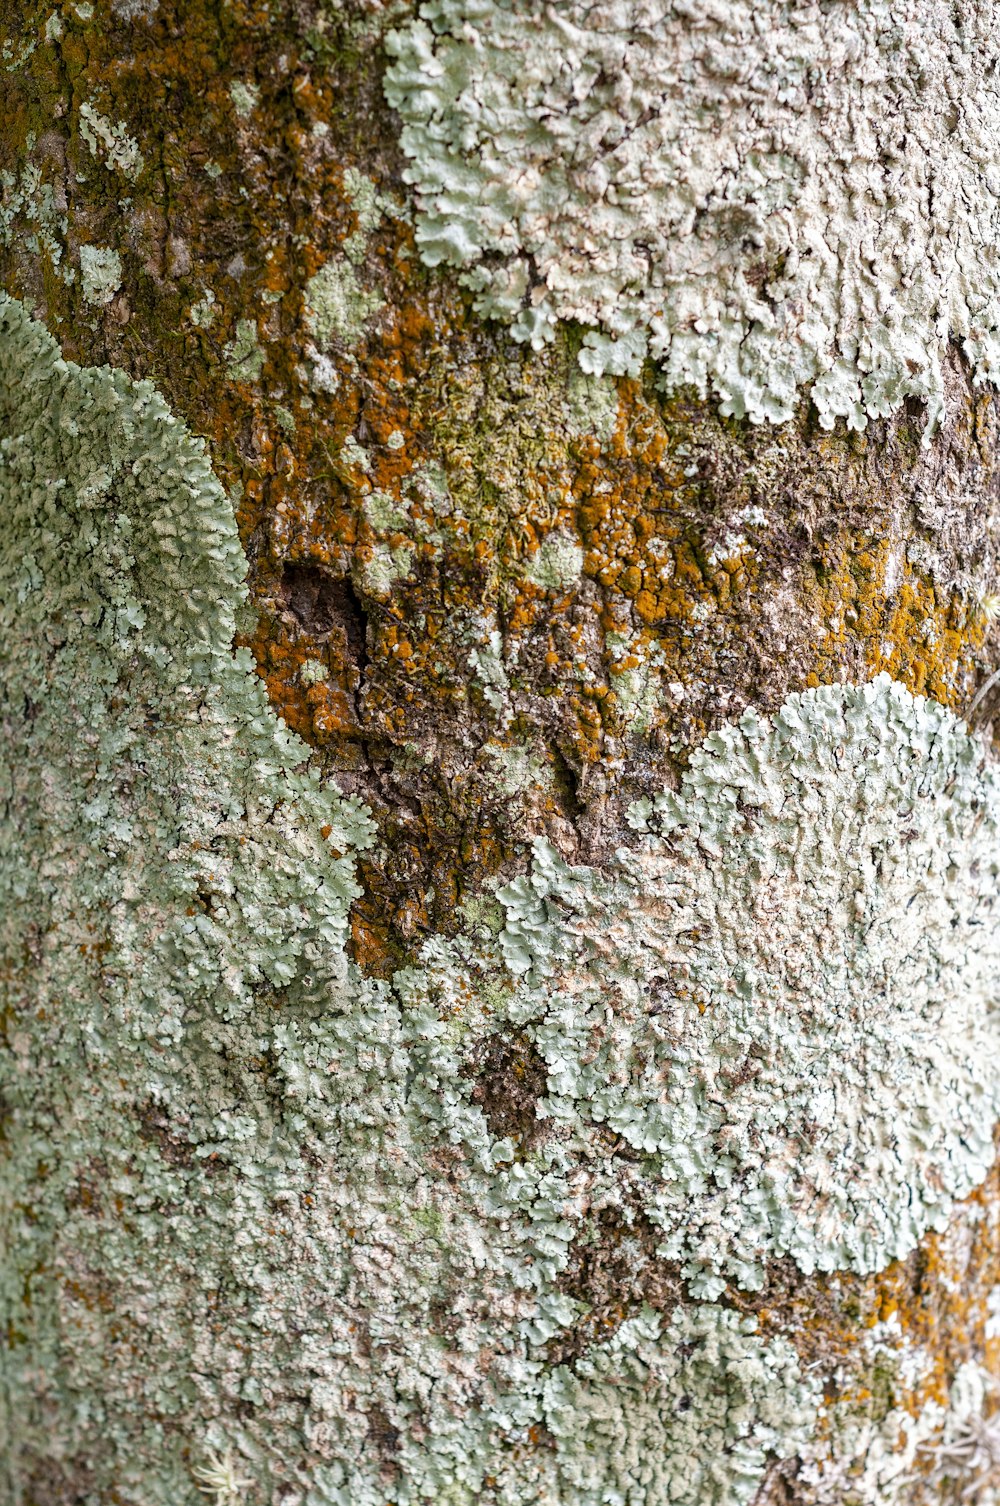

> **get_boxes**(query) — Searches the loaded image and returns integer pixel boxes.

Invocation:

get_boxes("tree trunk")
[5,3,1000,1503]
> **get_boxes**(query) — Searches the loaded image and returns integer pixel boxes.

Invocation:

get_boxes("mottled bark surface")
[5,4,1000,1504]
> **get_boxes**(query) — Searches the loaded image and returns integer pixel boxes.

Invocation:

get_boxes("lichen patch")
[489,676,1000,1293]
[78,242,122,305]
[0,292,821,1506]
[7,289,1000,1504]
[385,0,1000,431]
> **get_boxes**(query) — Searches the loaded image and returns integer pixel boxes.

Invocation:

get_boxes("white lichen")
[800,1404,946,1506]
[934,1430,1000,1504]
[78,102,145,179]
[79,242,123,305]
[385,0,1000,431]
[193,1445,252,1504]
[468,626,513,719]
[356,539,415,597]
[801,1359,1000,1506]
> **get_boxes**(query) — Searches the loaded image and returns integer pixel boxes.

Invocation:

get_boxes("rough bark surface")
[4,3,1000,1505]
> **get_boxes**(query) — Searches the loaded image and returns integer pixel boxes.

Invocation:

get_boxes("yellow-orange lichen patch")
[809,541,987,711]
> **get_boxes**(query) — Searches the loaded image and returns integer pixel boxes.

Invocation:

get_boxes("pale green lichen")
[300,656,329,687]
[468,626,513,720]
[189,290,217,326]
[343,167,384,233]
[2,29,36,70]
[364,487,411,532]
[565,366,619,442]
[482,741,546,798]
[489,677,1000,1294]
[0,160,69,276]
[384,0,1000,432]
[355,538,415,596]
[7,289,999,1502]
[228,80,260,119]
[78,102,145,180]
[79,242,123,305]
[0,294,374,1501]
[0,294,821,1505]
[340,432,371,471]
[342,166,393,262]
[799,1348,1000,1506]
[224,317,264,381]
[536,1304,817,1506]
[304,257,383,346]
[522,529,584,590]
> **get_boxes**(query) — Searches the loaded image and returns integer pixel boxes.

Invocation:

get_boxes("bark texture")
[4,3,1000,1505]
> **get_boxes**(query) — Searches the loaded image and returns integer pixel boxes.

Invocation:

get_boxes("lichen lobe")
[495,676,1000,1294]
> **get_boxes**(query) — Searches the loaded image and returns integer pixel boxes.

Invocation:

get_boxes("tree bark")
[4,3,1000,1504]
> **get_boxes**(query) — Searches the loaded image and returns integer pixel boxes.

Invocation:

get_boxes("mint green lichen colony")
[5,290,1000,1503]
[0,294,816,1504]
[385,0,1000,432]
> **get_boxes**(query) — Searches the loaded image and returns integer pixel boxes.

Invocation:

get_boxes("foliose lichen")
[79,242,123,305]
[0,293,377,1499]
[384,0,1000,430]
[489,675,1000,1294]
[0,293,820,1505]
[304,256,384,348]
[800,1355,1000,1505]
[78,101,145,180]
[4,283,1000,1503]
[223,315,264,381]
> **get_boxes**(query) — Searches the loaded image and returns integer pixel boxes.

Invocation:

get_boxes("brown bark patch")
[461,1030,551,1158]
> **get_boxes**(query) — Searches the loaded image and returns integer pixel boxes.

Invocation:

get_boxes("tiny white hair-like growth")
[192,1446,252,1504]
[385,0,1000,431]
[922,1364,1000,1504]
[928,1414,1000,1503]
